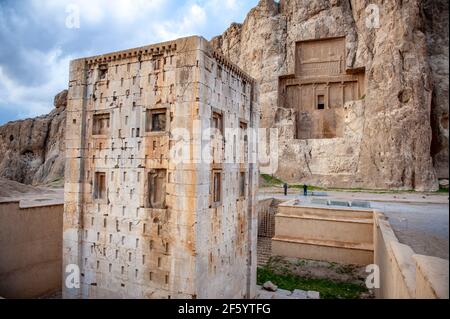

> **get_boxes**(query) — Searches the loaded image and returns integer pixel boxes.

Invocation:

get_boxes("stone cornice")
[212,50,255,85]
[85,40,178,66]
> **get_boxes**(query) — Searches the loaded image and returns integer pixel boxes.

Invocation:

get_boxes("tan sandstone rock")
[423,0,449,180]
[0,90,67,185]
[211,0,447,191]
[0,1,447,191]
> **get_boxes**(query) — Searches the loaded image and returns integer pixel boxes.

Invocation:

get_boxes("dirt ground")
[0,178,64,204]
[269,256,369,284]
[261,256,374,299]
[0,178,48,197]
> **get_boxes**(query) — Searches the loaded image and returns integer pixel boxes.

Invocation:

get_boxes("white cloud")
[0,0,258,123]
[0,48,71,118]
[207,0,239,11]
[110,0,165,24]
[153,3,207,40]
[30,0,165,26]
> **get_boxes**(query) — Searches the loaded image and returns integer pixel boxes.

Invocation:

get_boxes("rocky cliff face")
[0,0,447,191]
[212,0,448,191]
[423,0,449,180]
[0,90,67,185]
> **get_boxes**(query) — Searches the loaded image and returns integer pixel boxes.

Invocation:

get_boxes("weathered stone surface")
[290,289,308,298]
[1,1,447,192]
[423,0,449,180]
[255,288,276,299]
[271,289,298,299]
[54,90,68,109]
[212,0,448,191]
[306,290,320,299]
[262,281,278,292]
[255,286,321,299]
[0,90,67,185]
[62,36,259,299]
[439,179,449,188]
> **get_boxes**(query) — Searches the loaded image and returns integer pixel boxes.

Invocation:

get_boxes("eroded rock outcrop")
[0,1,447,191]
[423,0,449,180]
[212,0,448,191]
[0,90,67,185]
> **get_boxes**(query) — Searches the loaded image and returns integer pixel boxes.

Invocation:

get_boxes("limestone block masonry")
[63,36,259,299]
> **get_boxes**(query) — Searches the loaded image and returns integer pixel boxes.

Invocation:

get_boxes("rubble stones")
[262,281,278,292]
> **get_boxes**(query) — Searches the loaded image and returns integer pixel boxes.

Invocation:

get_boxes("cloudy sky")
[0,0,258,125]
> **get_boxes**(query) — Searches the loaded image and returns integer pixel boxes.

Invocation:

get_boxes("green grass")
[438,186,449,193]
[260,174,284,186]
[260,174,448,194]
[257,266,367,299]
[290,184,325,191]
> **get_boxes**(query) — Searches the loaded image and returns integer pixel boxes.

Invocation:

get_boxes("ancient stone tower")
[63,36,259,299]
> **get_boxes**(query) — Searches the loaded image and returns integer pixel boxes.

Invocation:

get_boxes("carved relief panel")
[278,37,365,139]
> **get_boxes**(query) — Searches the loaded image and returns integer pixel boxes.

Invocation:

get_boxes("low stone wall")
[265,199,448,299]
[271,199,374,265]
[0,200,63,298]
[414,254,449,299]
[374,211,449,299]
